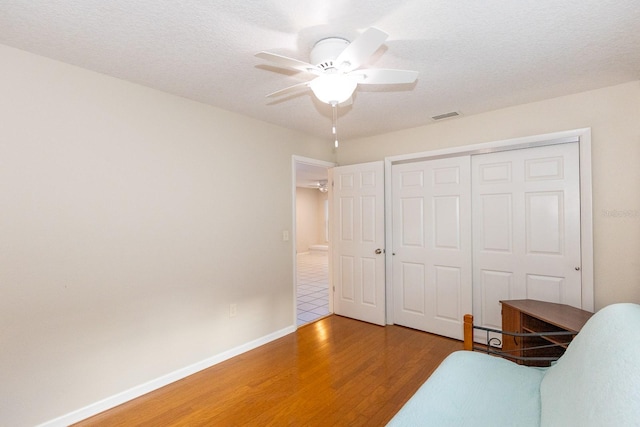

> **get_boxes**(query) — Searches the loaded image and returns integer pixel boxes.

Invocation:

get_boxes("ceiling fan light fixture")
[309,74,357,104]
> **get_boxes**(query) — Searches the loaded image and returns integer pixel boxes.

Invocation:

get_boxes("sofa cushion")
[540,303,640,427]
[387,350,546,426]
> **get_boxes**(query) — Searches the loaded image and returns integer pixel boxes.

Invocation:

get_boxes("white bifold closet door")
[391,142,582,340]
[471,143,582,335]
[392,156,472,340]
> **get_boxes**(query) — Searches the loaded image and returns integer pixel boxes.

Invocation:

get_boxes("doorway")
[293,156,335,326]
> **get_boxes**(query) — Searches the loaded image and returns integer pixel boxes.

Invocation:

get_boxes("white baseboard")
[38,325,297,427]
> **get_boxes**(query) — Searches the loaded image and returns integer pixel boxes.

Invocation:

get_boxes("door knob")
[575,267,581,271]
[375,248,383,254]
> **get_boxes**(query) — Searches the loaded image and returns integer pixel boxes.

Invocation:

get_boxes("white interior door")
[472,143,582,334]
[332,161,385,325]
[391,156,472,339]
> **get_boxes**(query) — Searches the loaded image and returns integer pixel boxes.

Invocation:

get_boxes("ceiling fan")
[310,180,329,193]
[256,27,419,106]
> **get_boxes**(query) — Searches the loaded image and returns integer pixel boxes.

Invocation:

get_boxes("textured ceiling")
[1,0,639,143]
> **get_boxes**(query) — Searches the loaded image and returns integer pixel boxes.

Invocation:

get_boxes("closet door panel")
[392,156,472,339]
[472,143,582,340]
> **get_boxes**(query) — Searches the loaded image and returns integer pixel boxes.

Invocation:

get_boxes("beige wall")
[0,44,334,426]
[295,187,328,253]
[338,81,640,312]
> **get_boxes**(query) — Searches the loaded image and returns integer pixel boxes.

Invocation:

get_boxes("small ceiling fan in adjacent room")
[256,27,419,147]
[311,180,329,193]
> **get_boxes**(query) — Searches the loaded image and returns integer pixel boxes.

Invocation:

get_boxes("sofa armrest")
[388,351,545,427]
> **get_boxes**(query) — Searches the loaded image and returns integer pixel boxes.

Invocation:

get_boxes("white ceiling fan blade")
[266,81,310,98]
[349,68,418,85]
[256,51,320,75]
[335,27,389,72]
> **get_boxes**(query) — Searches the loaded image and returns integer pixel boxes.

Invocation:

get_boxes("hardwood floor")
[75,315,462,426]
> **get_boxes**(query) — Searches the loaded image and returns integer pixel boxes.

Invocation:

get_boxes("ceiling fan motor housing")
[310,37,350,70]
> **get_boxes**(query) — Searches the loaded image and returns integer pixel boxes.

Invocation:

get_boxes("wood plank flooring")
[75,315,462,426]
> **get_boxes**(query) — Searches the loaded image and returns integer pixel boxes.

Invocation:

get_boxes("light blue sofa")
[388,303,640,426]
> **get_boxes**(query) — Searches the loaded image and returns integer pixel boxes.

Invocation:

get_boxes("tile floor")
[296,251,330,326]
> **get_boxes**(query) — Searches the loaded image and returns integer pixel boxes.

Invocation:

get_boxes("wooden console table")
[501,299,593,366]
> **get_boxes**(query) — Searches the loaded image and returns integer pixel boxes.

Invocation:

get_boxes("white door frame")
[384,128,594,324]
[291,155,336,328]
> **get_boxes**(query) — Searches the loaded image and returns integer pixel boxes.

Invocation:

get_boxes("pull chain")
[331,101,339,148]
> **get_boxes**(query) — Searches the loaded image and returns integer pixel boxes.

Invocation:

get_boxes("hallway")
[296,251,329,326]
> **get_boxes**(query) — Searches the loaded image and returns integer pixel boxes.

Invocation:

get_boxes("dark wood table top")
[500,299,594,332]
